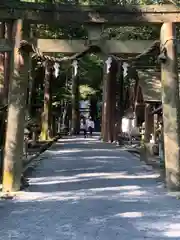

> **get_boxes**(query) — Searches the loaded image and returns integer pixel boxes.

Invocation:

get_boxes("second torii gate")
[35,25,180,191]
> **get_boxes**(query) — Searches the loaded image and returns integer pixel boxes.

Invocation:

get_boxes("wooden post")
[2,20,31,192]
[160,22,180,190]
[75,75,80,134]
[90,96,97,124]
[102,57,112,142]
[106,70,112,142]
[101,57,107,141]
[71,60,79,135]
[153,113,158,142]
[115,61,124,142]
[40,60,53,141]
[144,104,153,142]
[113,62,125,144]
[101,75,106,140]
[103,58,118,143]
[109,59,118,143]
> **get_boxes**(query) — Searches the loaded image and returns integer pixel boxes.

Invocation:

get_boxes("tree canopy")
[22,0,180,103]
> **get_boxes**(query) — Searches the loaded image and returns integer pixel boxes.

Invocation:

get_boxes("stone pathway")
[0,136,180,239]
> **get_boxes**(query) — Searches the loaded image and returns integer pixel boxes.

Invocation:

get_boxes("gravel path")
[0,136,180,240]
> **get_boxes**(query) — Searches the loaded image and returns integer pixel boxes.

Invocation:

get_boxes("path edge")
[23,134,61,176]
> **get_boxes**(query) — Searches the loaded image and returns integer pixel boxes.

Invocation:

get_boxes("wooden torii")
[0,2,180,24]
[0,2,179,193]
[35,39,180,56]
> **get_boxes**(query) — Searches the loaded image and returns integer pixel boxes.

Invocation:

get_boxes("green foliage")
[79,54,103,99]
[104,26,160,40]
[79,54,103,86]
[79,85,96,99]
[25,0,180,107]
[32,24,88,39]
[51,54,103,102]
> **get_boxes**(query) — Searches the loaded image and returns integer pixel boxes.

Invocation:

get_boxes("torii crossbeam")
[0,2,180,25]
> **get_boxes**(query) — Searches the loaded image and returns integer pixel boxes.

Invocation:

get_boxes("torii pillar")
[160,22,180,190]
[101,57,117,142]
[101,57,112,142]
[108,58,118,143]
[71,60,80,135]
[3,20,31,192]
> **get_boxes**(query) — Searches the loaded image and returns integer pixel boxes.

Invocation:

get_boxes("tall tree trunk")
[40,60,53,141]
[2,20,31,192]
[110,60,118,142]
[0,22,5,149]
[101,61,108,141]
[71,75,79,135]
[48,71,53,137]
[117,62,124,137]
[107,60,118,142]
[0,22,13,177]
[62,101,68,127]
[106,70,111,142]
[27,61,34,118]
[30,68,40,118]
[90,96,97,121]
[0,22,5,105]
[75,76,80,134]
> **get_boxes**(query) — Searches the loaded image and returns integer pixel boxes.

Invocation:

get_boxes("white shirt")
[80,120,86,129]
[86,119,95,129]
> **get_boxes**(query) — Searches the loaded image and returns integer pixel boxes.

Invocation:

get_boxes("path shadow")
[0,137,180,239]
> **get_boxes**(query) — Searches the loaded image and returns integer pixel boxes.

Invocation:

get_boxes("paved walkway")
[0,136,180,240]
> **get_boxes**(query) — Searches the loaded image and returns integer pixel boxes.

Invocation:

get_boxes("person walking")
[80,117,87,138]
[86,116,95,137]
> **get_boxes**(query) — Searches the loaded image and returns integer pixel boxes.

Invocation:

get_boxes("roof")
[138,70,161,102]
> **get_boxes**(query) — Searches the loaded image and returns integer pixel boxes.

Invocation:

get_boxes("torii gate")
[0,1,180,193]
